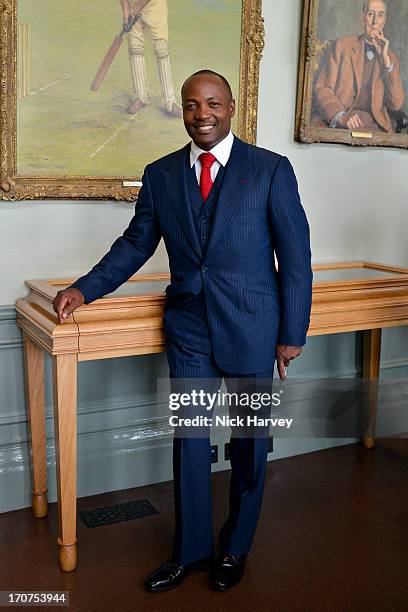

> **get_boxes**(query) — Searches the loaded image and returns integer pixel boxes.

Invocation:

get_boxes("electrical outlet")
[224,437,273,461]
[224,442,230,461]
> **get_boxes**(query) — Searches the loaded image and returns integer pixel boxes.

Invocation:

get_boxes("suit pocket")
[243,289,279,314]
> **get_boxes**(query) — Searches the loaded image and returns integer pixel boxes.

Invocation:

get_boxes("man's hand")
[338,112,363,130]
[52,288,85,324]
[119,0,131,25]
[120,0,150,25]
[371,29,391,69]
[276,344,302,380]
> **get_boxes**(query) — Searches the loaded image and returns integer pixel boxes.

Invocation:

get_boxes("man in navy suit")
[53,70,313,592]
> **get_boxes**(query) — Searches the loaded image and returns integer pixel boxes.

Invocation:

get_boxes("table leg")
[23,333,48,518]
[362,328,382,449]
[52,353,78,572]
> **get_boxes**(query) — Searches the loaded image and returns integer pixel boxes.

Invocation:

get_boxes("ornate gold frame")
[295,0,408,150]
[0,0,264,201]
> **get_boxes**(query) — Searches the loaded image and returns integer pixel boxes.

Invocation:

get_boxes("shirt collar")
[190,131,234,168]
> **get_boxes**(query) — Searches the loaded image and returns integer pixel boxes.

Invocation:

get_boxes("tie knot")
[199,152,216,169]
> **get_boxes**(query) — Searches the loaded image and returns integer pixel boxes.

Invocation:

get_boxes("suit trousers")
[164,295,273,565]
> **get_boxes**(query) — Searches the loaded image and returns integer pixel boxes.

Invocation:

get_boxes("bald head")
[181,70,233,100]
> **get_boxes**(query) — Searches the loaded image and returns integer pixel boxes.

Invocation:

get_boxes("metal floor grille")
[79,498,159,528]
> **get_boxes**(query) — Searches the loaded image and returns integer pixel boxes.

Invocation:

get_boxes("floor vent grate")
[79,498,159,528]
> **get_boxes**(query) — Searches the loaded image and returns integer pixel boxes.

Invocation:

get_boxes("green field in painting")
[17,0,241,177]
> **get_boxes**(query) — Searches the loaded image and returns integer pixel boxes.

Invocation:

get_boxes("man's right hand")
[52,288,85,324]
[119,0,131,25]
[338,112,363,130]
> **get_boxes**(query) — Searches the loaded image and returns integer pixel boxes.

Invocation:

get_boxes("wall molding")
[1,302,407,512]
[0,393,172,441]
[0,424,173,476]
[0,305,17,322]
[0,305,21,349]
[0,338,23,350]
[0,392,174,500]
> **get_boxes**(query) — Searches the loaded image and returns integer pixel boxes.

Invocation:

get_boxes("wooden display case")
[15,262,408,571]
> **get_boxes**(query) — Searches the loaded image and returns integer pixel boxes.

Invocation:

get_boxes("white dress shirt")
[190,130,234,184]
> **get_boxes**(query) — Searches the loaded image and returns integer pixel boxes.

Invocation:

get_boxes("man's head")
[181,70,235,150]
[362,0,387,40]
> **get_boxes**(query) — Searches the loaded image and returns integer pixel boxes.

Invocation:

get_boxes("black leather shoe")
[144,556,212,592]
[212,554,247,592]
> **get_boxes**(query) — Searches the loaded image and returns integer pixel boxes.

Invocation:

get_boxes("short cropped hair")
[181,70,233,99]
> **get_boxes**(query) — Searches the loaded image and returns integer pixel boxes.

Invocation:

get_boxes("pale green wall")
[0,0,407,512]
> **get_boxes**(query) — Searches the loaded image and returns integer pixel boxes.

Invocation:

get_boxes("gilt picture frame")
[295,0,408,149]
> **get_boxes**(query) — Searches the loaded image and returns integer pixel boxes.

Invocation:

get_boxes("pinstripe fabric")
[185,154,226,253]
[165,312,274,564]
[70,137,313,374]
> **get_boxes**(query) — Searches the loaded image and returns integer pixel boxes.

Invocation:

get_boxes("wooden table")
[15,262,408,571]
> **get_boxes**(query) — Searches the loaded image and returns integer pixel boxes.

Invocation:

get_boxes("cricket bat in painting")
[90,12,141,91]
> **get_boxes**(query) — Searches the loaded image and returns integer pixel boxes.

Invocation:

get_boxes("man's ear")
[230,99,236,118]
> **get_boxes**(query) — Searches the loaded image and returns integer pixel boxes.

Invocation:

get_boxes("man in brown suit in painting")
[312,0,405,132]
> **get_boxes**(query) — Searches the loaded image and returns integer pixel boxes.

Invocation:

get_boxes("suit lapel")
[160,145,203,259]
[351,35,365,97]
[371,55,381,107]
[205,137,251,255]
[185,163,203,209]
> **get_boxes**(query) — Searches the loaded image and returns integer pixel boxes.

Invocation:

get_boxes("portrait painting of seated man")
[312,0,405,133]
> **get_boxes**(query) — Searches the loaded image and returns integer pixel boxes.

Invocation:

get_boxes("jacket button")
[201,266,207,273]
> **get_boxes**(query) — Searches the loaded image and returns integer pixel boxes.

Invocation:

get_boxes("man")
[312,0,405,132]
[53,71,313,592]
[120,0,181,116]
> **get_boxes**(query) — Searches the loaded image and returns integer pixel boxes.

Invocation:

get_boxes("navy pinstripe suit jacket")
[71,136,313,373]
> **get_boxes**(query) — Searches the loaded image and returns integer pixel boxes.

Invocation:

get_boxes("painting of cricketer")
[14,0,243,179]
[119,0,182,116]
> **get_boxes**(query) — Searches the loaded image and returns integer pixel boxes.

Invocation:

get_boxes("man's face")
[182,74,235,150]
[362,0,387,40]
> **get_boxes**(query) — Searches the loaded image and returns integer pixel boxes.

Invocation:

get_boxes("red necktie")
[199,152,216,202]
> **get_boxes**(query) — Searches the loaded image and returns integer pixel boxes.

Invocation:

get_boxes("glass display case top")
[312,266,406,282]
